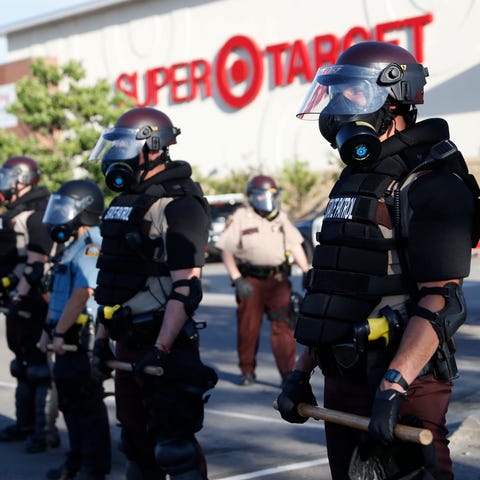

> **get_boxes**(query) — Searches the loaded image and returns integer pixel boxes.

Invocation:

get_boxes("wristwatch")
[384,369,409,390]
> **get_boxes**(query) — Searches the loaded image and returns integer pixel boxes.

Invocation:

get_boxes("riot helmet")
[0,156,41,204]
[297,41,429,168]
[246,175,281,220]
[88,107,181,192]
[43,179,104,243]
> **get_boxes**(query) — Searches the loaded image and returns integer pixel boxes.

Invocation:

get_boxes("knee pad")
[155,437,200,476]
[26,364,52,385]
[10,358,26,379]
[121,427,157,470]
[125,460,166,480]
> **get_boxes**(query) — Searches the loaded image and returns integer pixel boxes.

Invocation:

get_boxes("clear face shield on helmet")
[297,64,396,168]
[0,167,28,202]
[249,187,280,217]
[43,193,95,243]
[88,127,145,192]
[0,168,18,194]
[297,64,391,119]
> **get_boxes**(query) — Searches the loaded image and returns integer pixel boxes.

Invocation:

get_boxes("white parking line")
[215,458,330,480]
[206,408,323,429]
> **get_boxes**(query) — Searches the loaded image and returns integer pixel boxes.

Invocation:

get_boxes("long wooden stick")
[105,359,163,376]
[45,343,164,376]
[273,401,433,445]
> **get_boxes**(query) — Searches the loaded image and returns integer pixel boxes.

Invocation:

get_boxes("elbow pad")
[412,282,466,343]
[24,262,45,287]
[168,276,203,315]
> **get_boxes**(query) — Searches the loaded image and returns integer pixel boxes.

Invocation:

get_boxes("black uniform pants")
[53,351,111,475]
[323,374,453,479]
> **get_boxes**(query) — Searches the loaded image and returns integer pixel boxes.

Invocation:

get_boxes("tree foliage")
[0,58,135,197]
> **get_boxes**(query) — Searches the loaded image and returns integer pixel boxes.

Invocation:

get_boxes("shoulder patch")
[84,243,100,257]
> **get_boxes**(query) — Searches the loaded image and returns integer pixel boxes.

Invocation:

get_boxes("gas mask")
[90,126,169,192]
[43,192,92,243]
[49,221,78,243]
[318,94,395,169]
[248,188,280,220]
[297,63,406,170]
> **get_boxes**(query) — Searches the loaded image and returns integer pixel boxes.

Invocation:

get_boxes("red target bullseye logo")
[215,35,264,109]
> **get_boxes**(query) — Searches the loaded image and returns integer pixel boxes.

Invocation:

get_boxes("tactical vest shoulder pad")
[400,139,480,247]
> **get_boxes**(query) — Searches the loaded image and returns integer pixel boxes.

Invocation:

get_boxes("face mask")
[103,161,138,192]
[319,101,394,169]
[50,222,77,243]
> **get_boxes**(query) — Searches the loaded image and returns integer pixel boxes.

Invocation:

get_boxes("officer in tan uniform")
[215,175,309,386]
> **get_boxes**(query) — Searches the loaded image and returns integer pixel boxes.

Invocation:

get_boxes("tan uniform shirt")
[215,205,304,266]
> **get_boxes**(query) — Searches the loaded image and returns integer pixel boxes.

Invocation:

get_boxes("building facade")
[0,0,479,176]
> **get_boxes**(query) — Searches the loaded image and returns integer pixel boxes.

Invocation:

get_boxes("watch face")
[386,370,400,382]
[385,369,408,389]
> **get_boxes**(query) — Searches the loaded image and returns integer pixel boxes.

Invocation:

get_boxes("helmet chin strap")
[137,147,169,183]
[253,207,279,221]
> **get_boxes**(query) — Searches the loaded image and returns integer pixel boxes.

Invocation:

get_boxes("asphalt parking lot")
[0,257,480,479]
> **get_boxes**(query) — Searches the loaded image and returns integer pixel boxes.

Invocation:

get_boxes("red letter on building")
[190,59,212,99]
[286,39,314,84]
[116,72,139,103]
[375,13,433,62]
[312,34,339,69]
[265,42,290,86]
[147,66,170,106]
[170,62,193,103]
[342,27,371,51]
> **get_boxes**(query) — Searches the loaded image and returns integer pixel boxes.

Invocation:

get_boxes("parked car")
[294,211,324,264]
[205,193,245,261]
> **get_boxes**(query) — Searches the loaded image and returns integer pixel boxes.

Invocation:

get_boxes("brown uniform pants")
[114,339,208,478]
[236,273,296,378]
[323,374,453,479]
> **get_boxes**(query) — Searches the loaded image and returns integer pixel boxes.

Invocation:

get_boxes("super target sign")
[115,13,432,110]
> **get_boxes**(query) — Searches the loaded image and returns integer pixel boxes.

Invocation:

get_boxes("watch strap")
[384,369,409,390]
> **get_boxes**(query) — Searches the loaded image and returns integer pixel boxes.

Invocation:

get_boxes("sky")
[0,0,91,27]
[0,0,92,62]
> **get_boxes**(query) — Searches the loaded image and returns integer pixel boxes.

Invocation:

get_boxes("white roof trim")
[0,0,136,35]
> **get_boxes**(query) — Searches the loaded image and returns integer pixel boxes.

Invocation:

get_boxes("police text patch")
[103,206,133,221]
[324,196,355,220]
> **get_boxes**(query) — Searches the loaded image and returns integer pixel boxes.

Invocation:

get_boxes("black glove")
[302,271,309,290]
[134,346,168,379]
[91,338,115,382]
[7,296,27,319]
[368,389,405,444]
[277,370,317,424]
[234,277,253,299]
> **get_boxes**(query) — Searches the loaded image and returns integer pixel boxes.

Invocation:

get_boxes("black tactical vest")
[295,124,480,348]
[0,187,49,277]
[95,177,206,306]
[295,154,410,347]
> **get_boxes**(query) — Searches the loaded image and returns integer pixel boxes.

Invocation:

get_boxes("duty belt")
[238,262,288,279]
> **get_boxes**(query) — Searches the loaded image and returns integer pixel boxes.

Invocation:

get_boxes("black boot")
[0,423,33,442]
[46,462,78,480]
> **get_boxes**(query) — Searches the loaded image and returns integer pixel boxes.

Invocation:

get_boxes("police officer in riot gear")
[37,179,110,480]
[0,156,60,453]
[215,175,309,386]
[277,41,479,479]
[89,107,217,480]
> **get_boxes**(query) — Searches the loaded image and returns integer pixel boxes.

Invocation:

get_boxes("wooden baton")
[45,343,164,376]
[273,401,433,446]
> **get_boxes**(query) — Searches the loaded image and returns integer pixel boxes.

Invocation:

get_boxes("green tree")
[0,58,135,198]
[279,157,317,217]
